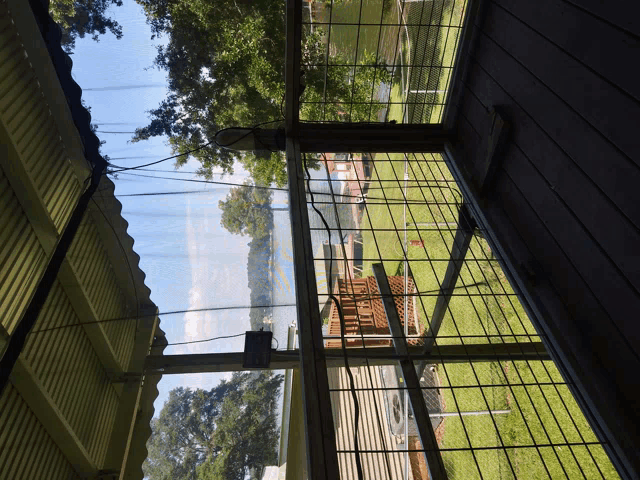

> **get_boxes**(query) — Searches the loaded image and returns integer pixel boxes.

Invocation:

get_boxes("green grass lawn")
[357,92,619,480]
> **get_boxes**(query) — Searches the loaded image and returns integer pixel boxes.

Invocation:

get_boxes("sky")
[70,0,260,410]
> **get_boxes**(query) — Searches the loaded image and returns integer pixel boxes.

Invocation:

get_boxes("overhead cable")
[29,304,296,334]
[106,119,283,174]
[116,172,289,191]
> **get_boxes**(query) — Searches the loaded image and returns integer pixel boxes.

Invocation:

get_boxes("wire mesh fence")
[300,150,619,479]
[298,0,468,124]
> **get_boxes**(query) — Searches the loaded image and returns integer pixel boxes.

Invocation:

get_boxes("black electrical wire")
[115,189,212,197]
[166,332,246,346]
[107,119,284,174]
[29,304,296,334]
[303,154,364,480]
[113,171,452,204]
[115,172,289,191]
[97,131,138,134]
[114,167,209,174]
[107,142,215,173]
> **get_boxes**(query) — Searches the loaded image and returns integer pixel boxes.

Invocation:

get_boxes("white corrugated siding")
[21,281,120,467]
[0,4,80,234]
[0,165,47,335]
[67,214,135,370]
[329,366,409,480]
[0,384,80,480]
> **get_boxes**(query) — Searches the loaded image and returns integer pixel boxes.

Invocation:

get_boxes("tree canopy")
[49,0,124,52]
[218,182,274,239]
[144,371,283,480]
[133,0,390,186]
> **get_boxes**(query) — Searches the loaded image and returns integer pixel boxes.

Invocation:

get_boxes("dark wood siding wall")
[447,1,640,478]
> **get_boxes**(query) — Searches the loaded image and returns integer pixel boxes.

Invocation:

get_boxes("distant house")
[0,0,164,478]
[324,152,371,200]
[325,276,420,348]
[307,168,354,247]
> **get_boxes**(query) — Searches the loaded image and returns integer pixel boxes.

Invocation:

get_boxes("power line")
[116,167,201,174]
[97,130,138,134]
[113,171,443,203]
[107,142,215,173]
[85,84,165,91]
[94,122,139,126]
[115,189,214,197]
[106,119,283,174]
[110,167,252,175]
[107,156,157,160]
[166,332,246,346]
[28,304,297,334]
[116,172,289,191]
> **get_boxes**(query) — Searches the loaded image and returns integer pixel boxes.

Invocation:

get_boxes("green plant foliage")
[144,372,283,480]
[300,32,392,123]
[49,0,124,52]
[218,182,273,239]
[133,0,390,186]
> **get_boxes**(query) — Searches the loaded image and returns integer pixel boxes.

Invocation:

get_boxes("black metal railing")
[298,0,468,124]
[300,150,619,479]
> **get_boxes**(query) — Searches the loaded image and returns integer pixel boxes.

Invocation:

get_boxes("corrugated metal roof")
[5,0,166,476]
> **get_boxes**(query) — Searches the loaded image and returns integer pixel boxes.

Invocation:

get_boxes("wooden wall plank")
[459,73,640,332]
[466,19,640,231]
[493,0,640,102]
[490,168,640,473]
[462,57,640,249]
[502,142,640,362]
[479,2,640,169]
[563,0,640,38]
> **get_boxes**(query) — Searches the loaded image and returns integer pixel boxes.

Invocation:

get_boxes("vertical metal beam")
[415,204,474,379]
[422,205,475,352]
[373,263,448,480]
[103,307,159,472]
[285,0,339,473]
[285,138,340,480]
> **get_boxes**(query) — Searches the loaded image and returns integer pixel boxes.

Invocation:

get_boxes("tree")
[49,0,124,53]
[197,372,283,480]
[299,32,392,123]
[133,0,390,186]
[144,382,239,480]
[218,182,274,239]
[144,372,283,480]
